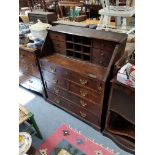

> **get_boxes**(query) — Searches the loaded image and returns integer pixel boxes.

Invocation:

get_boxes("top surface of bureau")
[40,54,107,81]
[48,25,128,43]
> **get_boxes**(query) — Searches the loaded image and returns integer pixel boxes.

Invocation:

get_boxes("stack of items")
[19,20,51,49]
[117,63,135,88]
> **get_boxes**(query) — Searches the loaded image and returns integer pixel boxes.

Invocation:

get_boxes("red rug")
[38,124,116,155]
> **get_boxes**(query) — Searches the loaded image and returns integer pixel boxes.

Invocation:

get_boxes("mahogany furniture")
[39,25,127,130]
[19,46,43,94]
[28,11,57,24]
[103,76,135,153]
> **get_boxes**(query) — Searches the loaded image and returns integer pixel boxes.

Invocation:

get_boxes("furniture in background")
[84,4,102,19]
[58,0,84,19]
[19,104,43,139]
[19,46,43,94]
[103,48,135,153]
[96,0,135,33]
[28,11,57,24]
[104,76,135,153]
[39,25,127,131]
[52,20,89,27]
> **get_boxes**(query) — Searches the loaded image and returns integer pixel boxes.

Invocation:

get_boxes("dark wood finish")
[39,25,127,130]
[19,46,43,94]
[28,11,57,24]
[104,76,135,153]
[84,4,102,19]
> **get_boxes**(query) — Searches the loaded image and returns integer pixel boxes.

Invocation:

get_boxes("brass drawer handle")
[54,88,60,94]
[80,111,86,118]
[50,67,56,73]
[54,97,60,104]
[29,79,33,83]
[80,79,87,85]
[80,100,87,107]
[80,89,87,97]
[98,86,102,91]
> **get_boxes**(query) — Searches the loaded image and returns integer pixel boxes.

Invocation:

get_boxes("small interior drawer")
[49,32,65,42]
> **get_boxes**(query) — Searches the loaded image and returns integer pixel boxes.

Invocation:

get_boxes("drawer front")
[67,92,101,114]
[92,48,113,67]
[92,39,101,49]
[52,40,66,49]
[69,82,102,104]
[19,73,42,93]
[49,32,66,42]
[69,102,100,125]
[47,91,70,109]
[47,91,99,125]
[52,40,66,55]
[19,62,40,78]
[40,61,68,77]
[44,82,69,99]
[93,39,116,50]
[20,50,36,64]
[42,70,68,89]
[68,72,104,93]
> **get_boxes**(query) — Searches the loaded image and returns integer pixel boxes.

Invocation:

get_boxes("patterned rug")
[38,124,116,155]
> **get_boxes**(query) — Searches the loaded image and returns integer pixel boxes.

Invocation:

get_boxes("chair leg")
[96,15,104,30]
[28,112,43,139]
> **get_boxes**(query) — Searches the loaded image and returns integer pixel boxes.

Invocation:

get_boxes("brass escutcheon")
[80,111,86,118]
[80,90,87,97]
[54,98,60,104]
[54,88,60,94]
[80,79,88,85]
[80,100,87,107]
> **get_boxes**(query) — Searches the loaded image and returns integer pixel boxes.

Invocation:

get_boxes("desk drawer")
[68,71,104,93]
[20,50,36,65]
[69,102,100,125]
[40,61,68,77]
[19,62,40,78]
[68,92,101,114]
[69,82,102,104]
[44,82,69,99]
[47,91,70,110]
[49,32,65,42]
[92,48,113,67]
[19,74,42,93]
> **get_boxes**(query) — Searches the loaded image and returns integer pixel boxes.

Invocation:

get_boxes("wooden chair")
[96,0,135,33]
[58,0,84,19]
[19,104,43,139]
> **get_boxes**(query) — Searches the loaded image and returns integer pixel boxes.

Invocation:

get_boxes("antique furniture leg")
[28,112,43,139]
